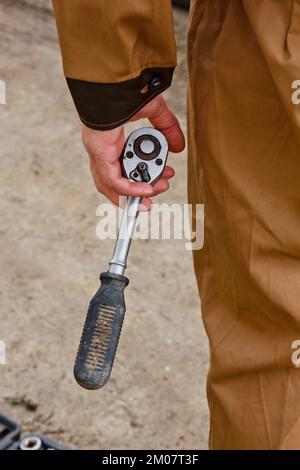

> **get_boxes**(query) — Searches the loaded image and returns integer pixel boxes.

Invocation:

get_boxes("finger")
[105,166,172,198]
[134,96,185,153]
[113,194,152,211]
[140,197,152,212]
[110,177,154,197]
[114,195,152,211]
[107,179,169,206]
[161,166,175,179]
[103,161,154,196]
[91,157,152,197]
[150,178,170,196]
[106,165,174,196]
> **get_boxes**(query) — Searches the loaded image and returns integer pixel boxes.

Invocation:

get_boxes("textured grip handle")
[74,272,129,390]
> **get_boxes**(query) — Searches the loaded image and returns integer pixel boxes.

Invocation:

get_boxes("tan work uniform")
[53,0,300,449]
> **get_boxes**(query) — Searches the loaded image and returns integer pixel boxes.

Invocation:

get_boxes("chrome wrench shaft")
[109,196,141,276]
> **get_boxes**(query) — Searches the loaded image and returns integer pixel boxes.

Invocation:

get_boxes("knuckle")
[95,180,106,194]
[96,184,104,194]
[106,179,117,191]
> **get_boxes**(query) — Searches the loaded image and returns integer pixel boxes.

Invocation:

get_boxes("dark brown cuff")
[66,67,174,131]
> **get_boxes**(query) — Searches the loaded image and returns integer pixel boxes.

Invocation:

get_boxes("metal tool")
[20,436,42,451]
[12,434,70,450]
[0,412,21,450]
[74,128,169,390]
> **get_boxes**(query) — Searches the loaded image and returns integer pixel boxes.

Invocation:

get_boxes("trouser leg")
[188,0,300,449]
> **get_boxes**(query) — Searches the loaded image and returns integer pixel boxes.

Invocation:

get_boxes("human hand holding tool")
[74,128,170,390]
[82,95,185,210]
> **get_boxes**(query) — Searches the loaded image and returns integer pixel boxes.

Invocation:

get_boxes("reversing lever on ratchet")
[74,127,169,390]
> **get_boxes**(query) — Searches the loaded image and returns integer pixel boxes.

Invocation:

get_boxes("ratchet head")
[122,128,169,184]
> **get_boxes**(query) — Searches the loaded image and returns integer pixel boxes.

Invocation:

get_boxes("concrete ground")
[0,0,209,449]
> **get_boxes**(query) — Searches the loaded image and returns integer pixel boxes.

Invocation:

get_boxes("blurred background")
[0,0,209,449]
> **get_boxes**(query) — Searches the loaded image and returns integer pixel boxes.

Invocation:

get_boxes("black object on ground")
[0,412,70,450]
[9,434,70,450]
[0,413,21,450]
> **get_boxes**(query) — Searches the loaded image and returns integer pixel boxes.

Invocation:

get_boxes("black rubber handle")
[74,272,129,390]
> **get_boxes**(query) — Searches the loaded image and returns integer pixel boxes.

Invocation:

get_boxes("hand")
[82,95,185,210]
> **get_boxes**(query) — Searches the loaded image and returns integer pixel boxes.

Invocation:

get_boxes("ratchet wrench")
[74,128,169,389]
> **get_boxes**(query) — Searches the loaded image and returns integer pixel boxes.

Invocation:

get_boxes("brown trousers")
[188,0,300,449]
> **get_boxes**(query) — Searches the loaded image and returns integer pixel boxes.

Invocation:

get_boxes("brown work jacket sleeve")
[52,0,176,130]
